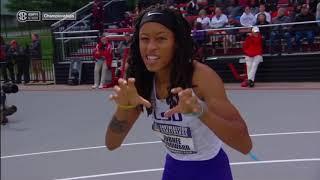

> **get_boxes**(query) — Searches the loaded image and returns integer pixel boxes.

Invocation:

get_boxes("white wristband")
[183,101,205,118]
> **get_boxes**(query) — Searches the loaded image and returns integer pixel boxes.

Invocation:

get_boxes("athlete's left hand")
[164,87,202,117]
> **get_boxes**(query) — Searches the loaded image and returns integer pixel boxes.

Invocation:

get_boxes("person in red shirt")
[92,37,112,89]
[242,26,263,87]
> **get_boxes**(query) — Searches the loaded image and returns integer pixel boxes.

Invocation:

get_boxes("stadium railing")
[53,30,100,62]
[52,21,320,63]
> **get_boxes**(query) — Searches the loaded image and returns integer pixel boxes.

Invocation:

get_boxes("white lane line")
[2,130,320,159]
[231,158,320,165]
[54,158,320,180]
[0,146,104,159]
[122,141,161,146]
[55,168,164,180]
[0,141,161,159]
[250,130,320,137]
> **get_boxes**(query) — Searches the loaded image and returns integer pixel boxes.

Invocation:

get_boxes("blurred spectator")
[205,5,215,15]
[228,16,242,27]
[270,7,293,54]
[0,36,11,83]
[192,22,208,62]
[92,37,107,89]
[192,22,207,45]
[197,0,208,9]
[30,33,46,83]
[226,16,241,51]
[92,37,112,89]
[115,34,131,78]
[242,26,263,88]
[248,0,260,15]
[316,2,320,26]
[294,3,302,15]
[293,4,316,51]
[290,0,306,5]
[136,0,162,14]
[239,0,248,7]
[7,40,23,83]
[309,0,319,14]
[0,36,6,61]
[287,5,297,21]
[255,13,270,51]
[116,34,131,58]
[225,0,244,20]
[240,6,257,26]
[10,41,28,84]
[21,44,30,84]
[210,7,229,54]
[210,7,229,28]
[255,13,270,38]
[196,9,211,29]
[255,4,272,23]
[92,0,104,35]
[261,0,279,12]
[187,0,200,15]
[214,0,225,8]
[119,12,133,28]
[2,40,30,84]
[222,0,233,7]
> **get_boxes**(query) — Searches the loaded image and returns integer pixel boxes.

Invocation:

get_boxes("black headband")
[139,10,176,32]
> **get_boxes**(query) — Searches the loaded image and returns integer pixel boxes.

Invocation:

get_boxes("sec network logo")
[17,10,28,22]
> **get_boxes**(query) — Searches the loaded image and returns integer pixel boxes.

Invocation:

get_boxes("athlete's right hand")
[109,78,152,108]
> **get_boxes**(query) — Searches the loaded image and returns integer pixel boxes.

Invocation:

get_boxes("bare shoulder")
[193,61,221,80]
[192,61,227,101]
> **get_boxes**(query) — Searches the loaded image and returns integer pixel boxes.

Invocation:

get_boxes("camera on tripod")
[1,82,19,125]
[2,82,19,93]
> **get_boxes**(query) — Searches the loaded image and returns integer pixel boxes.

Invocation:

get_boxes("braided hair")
[126,5,196,115]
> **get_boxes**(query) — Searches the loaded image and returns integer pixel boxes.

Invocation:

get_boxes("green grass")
[4,31,54,70]
[4,31,53,60]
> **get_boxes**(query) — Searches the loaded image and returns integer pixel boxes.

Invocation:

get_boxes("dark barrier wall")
[205,54,320,83]
[54,54,320,84]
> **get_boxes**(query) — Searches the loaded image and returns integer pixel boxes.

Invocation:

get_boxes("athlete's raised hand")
[164,87,202,117]
[109,78,151,108]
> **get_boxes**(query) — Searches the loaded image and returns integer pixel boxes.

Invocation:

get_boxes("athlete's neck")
[155,68,170,86]
[154,68,171,99]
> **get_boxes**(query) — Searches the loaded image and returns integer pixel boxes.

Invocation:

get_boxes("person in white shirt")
[240,6,256,27]
[196,9,211,29]
[210,7,228,28]
[210,7,229,54]
[254,4,271,23]
[248,0,259,15]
